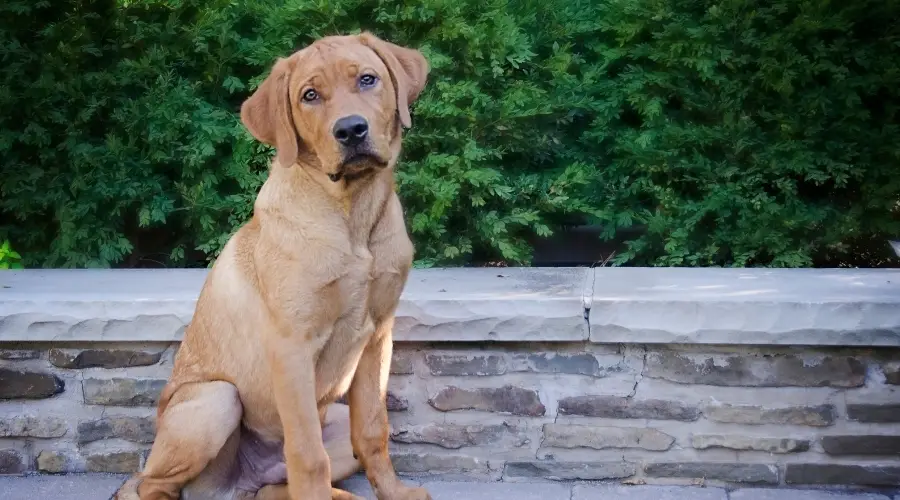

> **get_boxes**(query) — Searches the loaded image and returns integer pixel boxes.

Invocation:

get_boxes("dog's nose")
[332,115,369,147]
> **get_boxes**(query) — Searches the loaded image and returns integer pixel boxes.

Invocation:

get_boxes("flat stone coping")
[1,267,899,346]
[0,268,588,343]
[589,267,900,346]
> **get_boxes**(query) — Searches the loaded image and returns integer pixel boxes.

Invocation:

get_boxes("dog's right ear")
[240,57,300,168]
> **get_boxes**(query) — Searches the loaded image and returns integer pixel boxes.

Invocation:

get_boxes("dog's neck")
[267,158,389,219]
[306,165,383,208]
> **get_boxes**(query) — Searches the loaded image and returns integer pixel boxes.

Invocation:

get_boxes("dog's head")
[240,33,429,181]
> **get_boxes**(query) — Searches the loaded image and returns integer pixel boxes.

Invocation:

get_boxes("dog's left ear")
[359,32,429,128]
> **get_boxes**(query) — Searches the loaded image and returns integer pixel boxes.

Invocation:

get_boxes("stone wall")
[0,342,174,475]
[1,342,898,489]
[1,267,899,490]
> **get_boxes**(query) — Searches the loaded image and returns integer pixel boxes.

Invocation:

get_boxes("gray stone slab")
[0,267,590,342]
[573,484,727,500]
[336,474,424,499]
[589,267,900,346]
[0,473,128,500]
[730,489,892,500]
[396,267,589,341]
[421,480,572,500]
[0,269,204,342]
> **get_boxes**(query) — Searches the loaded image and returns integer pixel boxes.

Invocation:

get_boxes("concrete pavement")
[0,474,897,500]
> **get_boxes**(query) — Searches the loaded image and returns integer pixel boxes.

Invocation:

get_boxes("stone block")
[391,423,524,449]
[0,269,204,342]
[785,464,900,486]
[731,489,891,500]
[0,473,135,499]
[334,475,379,499]
[0,350,40,360]
[542,424,674,451]
[510,353,617,378]
[558,395,700,421]
[85,451,142,473]
[78,416,156,444]
[36,451,69,474]
[690,435,810,454]
[82,378,166,406]
[846,403,900,423]
[1,268,589,343]
[588,267,900,347]
[386,392,409,412]
[0,369,64,399]
[391,453,491,475]
[429,385,545,416]
[504,461,636,481]
[846,393,900,423]
[425,352,627,378]
[0,449,25,475]
[883,361,900,385]
[390,351,416,375]
[645,351,865,387]
[573,484,728,500]
[425,354,507,376]
[421,481,572,500]
[49,348,163,369]
[821,435,900,456]
[395,267,589,342]
[704,403,835,427]
[644,463,778,484]
[0,416,68,438]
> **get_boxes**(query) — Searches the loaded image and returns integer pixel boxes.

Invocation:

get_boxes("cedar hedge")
[1,0,898,268]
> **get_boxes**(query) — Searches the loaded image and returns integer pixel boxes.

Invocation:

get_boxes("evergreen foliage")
[1,0,898,268]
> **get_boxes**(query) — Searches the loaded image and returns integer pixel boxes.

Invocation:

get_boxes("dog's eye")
[359,74,378,88]
[302,88,319,102]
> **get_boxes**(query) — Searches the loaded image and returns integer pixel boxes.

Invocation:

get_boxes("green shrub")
[1,0,898,268]
[0,240,23,269]
[582,0,900,267]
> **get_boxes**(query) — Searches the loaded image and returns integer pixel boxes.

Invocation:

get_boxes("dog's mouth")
[328,152,388,182]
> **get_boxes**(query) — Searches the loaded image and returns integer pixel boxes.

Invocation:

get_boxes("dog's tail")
[111,475,142,500]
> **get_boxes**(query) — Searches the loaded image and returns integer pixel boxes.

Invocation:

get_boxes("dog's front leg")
[347,319,431,500]
[265,333,332,500]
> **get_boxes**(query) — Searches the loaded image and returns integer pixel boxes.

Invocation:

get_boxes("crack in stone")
[581,266,595,341]
[79,370,87,406]
[628,346,648,399]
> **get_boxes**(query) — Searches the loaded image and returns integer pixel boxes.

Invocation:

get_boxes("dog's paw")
[111,476,142,500]
[331,487,365,500]
[391,485,431,500]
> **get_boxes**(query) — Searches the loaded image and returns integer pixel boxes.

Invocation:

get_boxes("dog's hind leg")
[134,381,242,500]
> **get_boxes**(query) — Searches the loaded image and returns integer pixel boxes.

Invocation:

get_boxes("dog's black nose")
[332,115,369,147]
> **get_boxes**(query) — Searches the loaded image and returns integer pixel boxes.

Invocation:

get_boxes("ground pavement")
[0,474,898,500]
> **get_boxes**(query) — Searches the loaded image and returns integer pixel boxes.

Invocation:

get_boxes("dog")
[114,32,430,500]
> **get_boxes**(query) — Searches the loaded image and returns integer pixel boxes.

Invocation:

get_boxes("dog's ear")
[240,57,300,168]
[359,32,429,128]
